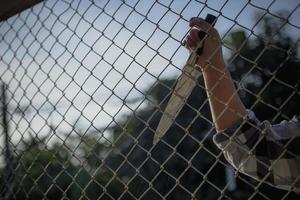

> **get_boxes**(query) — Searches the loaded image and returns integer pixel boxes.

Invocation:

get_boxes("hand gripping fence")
[0,0,300,200]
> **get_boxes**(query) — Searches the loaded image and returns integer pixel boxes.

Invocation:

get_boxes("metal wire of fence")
[0,0,300,199]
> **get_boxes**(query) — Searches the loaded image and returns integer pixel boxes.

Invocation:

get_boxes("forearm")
[185,17,247,131]
[201,59,247,131]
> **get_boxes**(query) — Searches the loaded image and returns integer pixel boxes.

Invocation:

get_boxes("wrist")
[196,48,225,69]
[200,58,226,73]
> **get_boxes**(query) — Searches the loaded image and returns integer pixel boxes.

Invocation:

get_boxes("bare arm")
[185,18,247,131]
[185,18,300,192]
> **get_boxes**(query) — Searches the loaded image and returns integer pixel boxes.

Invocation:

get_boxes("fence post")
[1,83,14,200]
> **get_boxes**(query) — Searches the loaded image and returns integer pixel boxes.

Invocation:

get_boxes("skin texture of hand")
[184,17,247,131]
[184,17,224,68]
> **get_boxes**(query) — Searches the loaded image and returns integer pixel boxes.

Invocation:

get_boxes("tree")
[10,128,125,200]
[225,14,300,122]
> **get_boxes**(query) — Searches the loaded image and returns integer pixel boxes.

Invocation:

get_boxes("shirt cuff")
[213,110,261,150]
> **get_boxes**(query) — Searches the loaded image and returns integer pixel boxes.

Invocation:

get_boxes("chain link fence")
[0,0,300,199]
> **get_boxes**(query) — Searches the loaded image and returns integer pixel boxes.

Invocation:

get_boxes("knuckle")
[194,17,204,23]
[190,17,206,28]
[190,28,199,34]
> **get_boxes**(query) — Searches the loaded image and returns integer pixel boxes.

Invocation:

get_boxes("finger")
[189,17,211,32]
[183,38,193,51]
[186,35,198,51]
[189,17,204,27]
[189,27,203,42]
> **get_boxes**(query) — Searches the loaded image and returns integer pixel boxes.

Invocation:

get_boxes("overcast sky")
[0,0,299,151]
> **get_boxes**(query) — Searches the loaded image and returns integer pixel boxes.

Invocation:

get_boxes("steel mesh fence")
[0,0,300,199]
